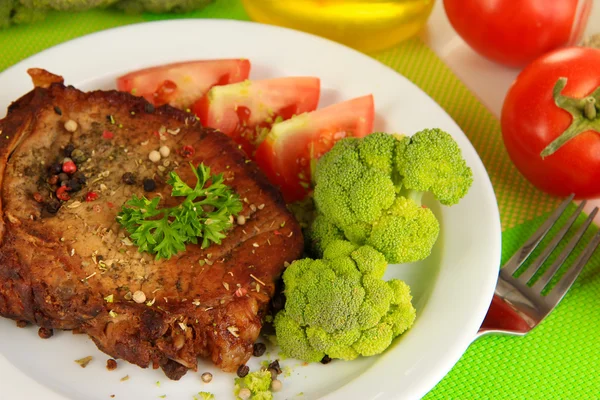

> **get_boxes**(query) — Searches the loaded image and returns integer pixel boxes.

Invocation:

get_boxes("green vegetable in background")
[308,129,473,264]
[274,240,416,363]
[234,370,273,400]
[195,392,215,400]
[0,0,212,28]
[117,162,242,260]
[116,0,212,14]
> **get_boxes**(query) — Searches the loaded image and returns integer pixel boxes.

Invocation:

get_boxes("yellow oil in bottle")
[241,0,436,53]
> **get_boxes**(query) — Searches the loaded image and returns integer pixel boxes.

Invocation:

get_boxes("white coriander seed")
[200,372,213,383]
[132,290,146,304]
[238,388,251,400]
[159,146,170,158]
[148,150,161,163]
[271,379,283,392]
[64,120,78,132]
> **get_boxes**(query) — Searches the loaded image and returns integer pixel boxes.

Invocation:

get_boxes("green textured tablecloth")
[1,1,599,399]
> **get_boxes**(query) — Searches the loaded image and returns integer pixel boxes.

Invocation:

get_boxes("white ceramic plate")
[0,19,501,400]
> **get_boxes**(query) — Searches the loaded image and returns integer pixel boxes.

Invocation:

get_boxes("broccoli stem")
[403,190,423,206]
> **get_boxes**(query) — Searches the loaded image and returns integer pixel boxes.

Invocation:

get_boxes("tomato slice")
[254,95,375,202]
[116,59,251,109]
[192,77,321,156]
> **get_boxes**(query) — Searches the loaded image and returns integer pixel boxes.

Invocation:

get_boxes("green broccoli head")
[311,130,471,264]
[274,240,416,363]
[234,370,273,400]
[367,197,440,263]
[314,135,397,228]
[196,392,215,400]
[396,128,473,206]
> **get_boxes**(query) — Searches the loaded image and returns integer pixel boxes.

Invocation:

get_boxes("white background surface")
[0,16,501,400]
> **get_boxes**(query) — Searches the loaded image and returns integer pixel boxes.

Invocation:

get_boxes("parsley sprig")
[117,163,242,260]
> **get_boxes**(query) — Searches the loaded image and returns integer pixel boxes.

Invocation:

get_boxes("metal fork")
[478,194,600,337]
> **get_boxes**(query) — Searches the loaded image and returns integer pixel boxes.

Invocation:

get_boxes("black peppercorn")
[143,178,156,192]
[38,327,54,339]
[122,172,136,185]
[63,143,75,157]
[53,106,62,116]
[271,293,285,312]
[252,342,267,357]
[48,163,63,176]
[67,179,82,192]
[58,173,69,183]
[144,103,155,114]
[72,171,87,185]
[236,364,249,378]
[45,199,61,214]
[320,355,332,365]
[268,360,282,375]
[106,359,117,371]
[48,175,59,185]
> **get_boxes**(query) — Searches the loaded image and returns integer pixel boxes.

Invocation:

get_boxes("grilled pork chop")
[0,69,303,379]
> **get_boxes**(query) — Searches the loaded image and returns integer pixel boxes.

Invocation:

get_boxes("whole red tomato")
[443,0,592,67]
[501,47,600,198]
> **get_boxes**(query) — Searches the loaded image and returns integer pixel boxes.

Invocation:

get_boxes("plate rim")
[0,18,501,400]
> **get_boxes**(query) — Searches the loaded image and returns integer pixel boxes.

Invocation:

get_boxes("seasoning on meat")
[0,69,304,380]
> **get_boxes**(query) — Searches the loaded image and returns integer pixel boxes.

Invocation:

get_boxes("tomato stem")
[584,98,597,120]
[540,78,600,158]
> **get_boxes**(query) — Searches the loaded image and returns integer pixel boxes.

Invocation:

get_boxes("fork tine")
[545,227,600,304]
[501,194,575,275]
[532,207,598,292]
[519,200,587,283]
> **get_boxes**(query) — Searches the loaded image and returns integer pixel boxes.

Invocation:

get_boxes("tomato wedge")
[254,95,375,202]
[116,59,251,109]
[192,77,321,156]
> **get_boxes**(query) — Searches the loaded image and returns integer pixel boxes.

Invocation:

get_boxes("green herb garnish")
[117,163,242,260]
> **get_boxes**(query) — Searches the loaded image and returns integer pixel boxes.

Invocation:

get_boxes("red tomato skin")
[255,95,375,202]
[501,47,600,198]
[192,77,321,156]
[116,59,251,108]
[443,0,590,67]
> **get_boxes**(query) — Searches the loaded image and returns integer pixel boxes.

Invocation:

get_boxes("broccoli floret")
[195,392,215,400]
[310,130,471,264]
[274,240,416,363]
[234,370,273,400]
[396,128,473,206]
[367,197,440,263]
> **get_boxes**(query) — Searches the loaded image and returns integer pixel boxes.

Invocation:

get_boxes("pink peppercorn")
[178,145,195,158]
[62,161,77,174]
[85,192,99,202]
[56,186,70,201]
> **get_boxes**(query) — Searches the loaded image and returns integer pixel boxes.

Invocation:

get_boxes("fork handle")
[478,294,531,334]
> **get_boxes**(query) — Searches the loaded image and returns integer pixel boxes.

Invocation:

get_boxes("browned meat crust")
[0,69,304,379]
